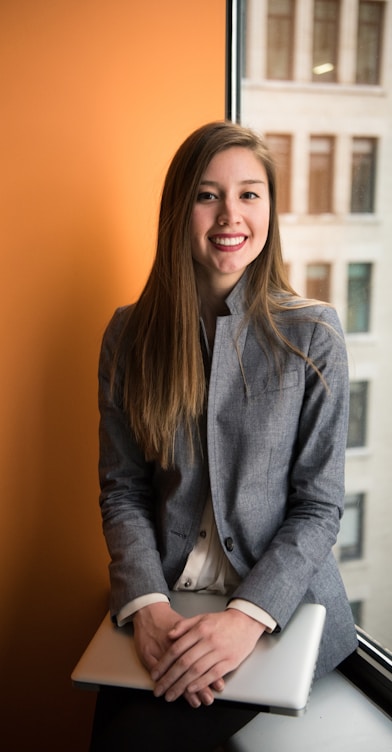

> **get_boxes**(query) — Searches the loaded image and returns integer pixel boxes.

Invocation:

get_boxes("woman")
[93,121,357,750]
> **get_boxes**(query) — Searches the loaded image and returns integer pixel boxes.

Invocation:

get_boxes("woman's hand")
[150,608,266,704]
[133,602,221,708]
[133,602,182,670]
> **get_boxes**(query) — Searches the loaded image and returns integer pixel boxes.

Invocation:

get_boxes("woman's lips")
[208,234,247,251]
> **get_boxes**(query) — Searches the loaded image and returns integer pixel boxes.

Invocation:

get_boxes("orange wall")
[0,1,226,748]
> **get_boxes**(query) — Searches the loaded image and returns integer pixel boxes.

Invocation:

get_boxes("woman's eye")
[196,191,217,202]
[242,191,259,199]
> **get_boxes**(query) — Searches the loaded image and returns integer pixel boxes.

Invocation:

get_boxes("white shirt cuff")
[116,593,170,626]
[226,598,277,633]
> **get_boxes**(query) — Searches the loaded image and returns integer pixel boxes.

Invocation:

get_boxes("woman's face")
[190,146,270,291]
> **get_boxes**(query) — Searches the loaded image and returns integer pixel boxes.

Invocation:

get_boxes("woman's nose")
[217,198,241,226]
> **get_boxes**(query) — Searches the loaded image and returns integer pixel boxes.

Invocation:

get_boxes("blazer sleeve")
[229,307,350,629]
[98,309,170,619]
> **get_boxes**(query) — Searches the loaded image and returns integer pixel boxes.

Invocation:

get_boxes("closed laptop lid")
[71,592,326,716]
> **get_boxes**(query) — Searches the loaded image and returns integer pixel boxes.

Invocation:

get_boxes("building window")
[312,0,339,82]
[356,1,384,85]
[347,263,372,333]
[239,0,392,665]
[339,493,364,561]
[347,381,368,449]
[351,138,377,213]
[265,133,292,213]
[308,136,334,214]
[350,601,363,625]
[241,0,248,78]
[267,0,295,80]
[306,263,331,301]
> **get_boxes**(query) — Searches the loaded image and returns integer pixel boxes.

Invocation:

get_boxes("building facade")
[241,0,392,650]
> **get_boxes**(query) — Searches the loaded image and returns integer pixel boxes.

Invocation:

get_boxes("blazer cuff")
[226,598,277,633]
[116,593,170,626]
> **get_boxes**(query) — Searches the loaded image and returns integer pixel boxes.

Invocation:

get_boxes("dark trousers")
[89,687,259,752]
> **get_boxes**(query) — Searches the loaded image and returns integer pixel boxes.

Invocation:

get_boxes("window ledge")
[345,333,377,345]
[227,668,391,751]
[345,447,371,459]
[278,214,380,225]
[242,79,386,98]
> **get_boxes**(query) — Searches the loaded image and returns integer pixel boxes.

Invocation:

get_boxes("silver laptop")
[71,592,325,716]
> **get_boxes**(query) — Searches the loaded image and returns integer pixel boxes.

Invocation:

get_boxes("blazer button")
[225,537,234,552]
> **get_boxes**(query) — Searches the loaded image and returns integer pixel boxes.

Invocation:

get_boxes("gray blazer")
[98,279,358,678]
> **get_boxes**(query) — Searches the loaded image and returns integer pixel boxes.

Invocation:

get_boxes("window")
[356,1,384,85]
[267,0,295,80]
[265,134,292,213]
[308,136,334,213]
[306,263,331,301]
[338,493,364,561]
[312,0,339,82]
[347,381,368,449]
[238,0,392,660]
[347,263,372,333]
[351,138,377,213]
[350,600,363,624]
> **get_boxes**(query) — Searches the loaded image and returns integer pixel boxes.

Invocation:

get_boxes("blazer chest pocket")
[246,368,299,400]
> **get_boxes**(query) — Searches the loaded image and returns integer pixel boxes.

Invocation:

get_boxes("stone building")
[241,0,392,650]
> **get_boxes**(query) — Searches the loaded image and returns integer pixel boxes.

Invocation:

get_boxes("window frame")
[228,0,392,716]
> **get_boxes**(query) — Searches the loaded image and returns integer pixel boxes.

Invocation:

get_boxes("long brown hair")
[112,121,320,467]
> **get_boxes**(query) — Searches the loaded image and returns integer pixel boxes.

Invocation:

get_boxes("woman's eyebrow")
[199,179,266,186]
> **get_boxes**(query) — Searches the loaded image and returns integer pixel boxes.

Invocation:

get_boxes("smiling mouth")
[209,234,247,250]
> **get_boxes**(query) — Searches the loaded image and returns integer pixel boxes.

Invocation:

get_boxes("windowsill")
[242,79,386,98]
[338,557,368,573]
[278,213,380,225]
[345,332,377,345]
[226,668,391,751]
[345,447,371,459]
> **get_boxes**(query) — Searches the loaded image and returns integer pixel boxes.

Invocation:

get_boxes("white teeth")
[212,235,245,246]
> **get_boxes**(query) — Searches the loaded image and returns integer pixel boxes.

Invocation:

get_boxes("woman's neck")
[197,276,232,350]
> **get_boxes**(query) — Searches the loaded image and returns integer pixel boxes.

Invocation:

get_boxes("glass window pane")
[306,263,331,301]
[338,493,364,560]
[240,0,392,654]
[267,0,294,80]
[347,381,368,448]
[265,134,292,213]
[347,263,372,333]
[350,601,363,624]
[312,0,339,82]
[309,136,334,213]
[351,138,377,213]
[356,1,383,85]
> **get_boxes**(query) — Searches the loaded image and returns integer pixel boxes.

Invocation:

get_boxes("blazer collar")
[224,272,248,316]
